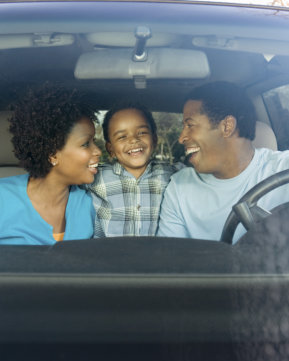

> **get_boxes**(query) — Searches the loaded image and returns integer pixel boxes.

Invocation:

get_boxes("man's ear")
[221,115,237,138]
[106,142,115,158]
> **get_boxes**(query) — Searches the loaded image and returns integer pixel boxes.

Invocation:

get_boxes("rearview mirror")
[74,48,210,80]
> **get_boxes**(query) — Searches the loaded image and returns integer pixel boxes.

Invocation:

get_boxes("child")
[87,101,180,237]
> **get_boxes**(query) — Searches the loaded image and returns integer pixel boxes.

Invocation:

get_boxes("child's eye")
[82,141,90,147]
[138,131,149,136]
[117,135,126,140]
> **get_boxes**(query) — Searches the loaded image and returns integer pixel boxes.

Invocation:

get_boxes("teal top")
[0,174,95,245]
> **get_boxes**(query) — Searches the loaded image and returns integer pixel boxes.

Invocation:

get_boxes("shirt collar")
[112,160,153,178]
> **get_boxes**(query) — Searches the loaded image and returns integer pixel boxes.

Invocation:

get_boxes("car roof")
[0,0,288,113]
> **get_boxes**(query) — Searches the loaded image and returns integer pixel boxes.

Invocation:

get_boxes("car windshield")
[202,0,289,6]
[1,1,289,359]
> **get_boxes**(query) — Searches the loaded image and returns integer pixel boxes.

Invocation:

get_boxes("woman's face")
[52,117,101,185]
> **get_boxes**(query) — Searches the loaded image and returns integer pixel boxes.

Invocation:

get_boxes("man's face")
[179,100,228,178]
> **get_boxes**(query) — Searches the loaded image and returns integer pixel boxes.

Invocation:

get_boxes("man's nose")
[178,128,187,144]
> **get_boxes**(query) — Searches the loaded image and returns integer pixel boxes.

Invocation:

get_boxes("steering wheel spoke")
[233,201,254,231]
[233,202,272,231]
[251,204,272,220]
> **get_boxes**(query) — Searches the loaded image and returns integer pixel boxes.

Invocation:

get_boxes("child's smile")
[107,108,156,179]
[127,147,144,155]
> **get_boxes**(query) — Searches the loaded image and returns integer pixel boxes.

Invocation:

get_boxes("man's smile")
[185,146,200,156]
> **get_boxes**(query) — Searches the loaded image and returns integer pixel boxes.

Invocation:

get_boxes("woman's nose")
[93,144,102,156]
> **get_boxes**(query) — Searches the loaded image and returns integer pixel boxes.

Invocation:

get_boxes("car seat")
[0,111,26,178]
[253,121,278,150]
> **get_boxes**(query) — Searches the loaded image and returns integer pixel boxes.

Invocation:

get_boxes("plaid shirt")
[87,160,180,237]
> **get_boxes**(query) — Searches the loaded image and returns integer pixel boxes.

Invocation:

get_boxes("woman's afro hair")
[9,85,97,178]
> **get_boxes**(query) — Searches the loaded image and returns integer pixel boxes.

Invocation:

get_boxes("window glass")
[263,84,289,150]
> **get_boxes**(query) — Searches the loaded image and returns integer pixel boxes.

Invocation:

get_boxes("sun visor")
[74,48,210,80]
[0,34,74,49]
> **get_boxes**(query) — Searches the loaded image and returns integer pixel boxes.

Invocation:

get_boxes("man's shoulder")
[150,160,185,175]
[256,148,289,169]
[169,165,195,182]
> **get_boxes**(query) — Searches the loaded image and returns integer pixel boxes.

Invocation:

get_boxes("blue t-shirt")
[157,148,289,243]
[0,174,95,245]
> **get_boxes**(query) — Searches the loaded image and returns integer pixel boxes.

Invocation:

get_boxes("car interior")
[1,1,289,360]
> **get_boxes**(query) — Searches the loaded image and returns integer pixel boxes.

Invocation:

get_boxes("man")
[157,81,289,243]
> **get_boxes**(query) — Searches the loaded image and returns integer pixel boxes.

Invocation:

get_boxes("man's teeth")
[185,147,200,156]
[128,148,143,154]
[89,163,98,168]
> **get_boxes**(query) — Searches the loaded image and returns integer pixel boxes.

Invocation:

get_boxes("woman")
[0,86,101,245]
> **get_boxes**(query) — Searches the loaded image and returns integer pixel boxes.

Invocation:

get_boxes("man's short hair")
[186,81,256,140]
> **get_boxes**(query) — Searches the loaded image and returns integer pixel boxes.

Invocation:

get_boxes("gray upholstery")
[253,121,278,151]
[0,111,26,178]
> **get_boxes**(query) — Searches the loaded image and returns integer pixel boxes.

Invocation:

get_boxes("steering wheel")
[220,169,289,244]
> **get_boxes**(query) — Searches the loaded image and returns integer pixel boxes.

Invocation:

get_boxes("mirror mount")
[132,26,152,62]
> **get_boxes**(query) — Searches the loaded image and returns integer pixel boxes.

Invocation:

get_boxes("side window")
[153,112,184,164]
[263,84,289,150]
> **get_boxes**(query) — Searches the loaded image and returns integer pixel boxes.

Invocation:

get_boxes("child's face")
[106,108,156,178]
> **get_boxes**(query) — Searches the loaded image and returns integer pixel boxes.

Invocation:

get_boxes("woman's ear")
[222,115,237,138]
[49,154,58,167]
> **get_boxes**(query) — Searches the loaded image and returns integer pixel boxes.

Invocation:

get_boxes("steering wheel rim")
[220,169,289,244]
